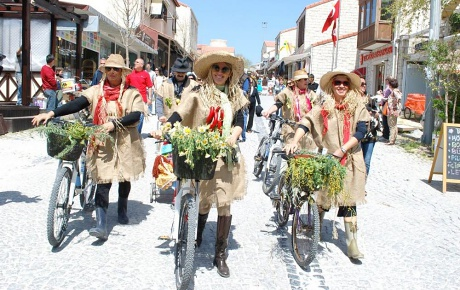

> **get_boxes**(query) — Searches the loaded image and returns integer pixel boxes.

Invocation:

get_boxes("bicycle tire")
[291,200,320,269]
[175,194,197,290]
[275,175,290,227]
[262,146,282,195]
[404,107,412,119]
[253,136,269,178]
[47,167,72,247]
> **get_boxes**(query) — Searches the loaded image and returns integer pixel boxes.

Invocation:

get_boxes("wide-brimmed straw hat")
[292,69,309,81]
[319,69,361,91]
[98,54,132,74]
[194,51,244,86]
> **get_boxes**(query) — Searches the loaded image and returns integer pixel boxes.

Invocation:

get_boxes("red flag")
[332,21,338,46]
[322,0,340,33]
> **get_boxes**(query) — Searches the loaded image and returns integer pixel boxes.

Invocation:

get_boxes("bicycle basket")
[47,132,84,161]
[172,148,217,180]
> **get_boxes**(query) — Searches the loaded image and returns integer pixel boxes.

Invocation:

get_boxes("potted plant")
[284,151,347,200]
[164,122,233,180]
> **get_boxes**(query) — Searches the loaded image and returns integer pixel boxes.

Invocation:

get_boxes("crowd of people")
[31,50,405,278]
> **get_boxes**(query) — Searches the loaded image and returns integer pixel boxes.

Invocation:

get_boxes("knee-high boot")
[196,213,209,247]
[89,189,109,240]
[118,197,129,224]
[344,217,364,259]
[213,215,232,278]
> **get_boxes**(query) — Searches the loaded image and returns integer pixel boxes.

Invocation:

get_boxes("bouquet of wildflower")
[164,122,233,170]
[284,151,346,198]
[36,120,113,160]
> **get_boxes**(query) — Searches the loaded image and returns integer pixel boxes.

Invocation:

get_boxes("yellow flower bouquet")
[164,122,233,180]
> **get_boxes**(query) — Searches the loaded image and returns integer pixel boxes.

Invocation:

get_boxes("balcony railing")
[357,20,393,50]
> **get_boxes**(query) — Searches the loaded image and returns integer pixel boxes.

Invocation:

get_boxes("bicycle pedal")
[158,235,171,240]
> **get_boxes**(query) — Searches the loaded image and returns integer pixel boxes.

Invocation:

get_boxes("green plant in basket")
[165,122,233,169]
[35,120,113,160]
[284,151,347,199]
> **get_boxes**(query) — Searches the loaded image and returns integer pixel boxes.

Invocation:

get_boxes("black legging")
[246,98,256,131]
[337,206,357,217]
[95,181,131,208]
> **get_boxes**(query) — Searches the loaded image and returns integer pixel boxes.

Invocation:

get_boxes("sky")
[182,0,317,65]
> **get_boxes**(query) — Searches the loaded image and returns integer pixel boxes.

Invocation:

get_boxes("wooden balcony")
[357,21,393,51]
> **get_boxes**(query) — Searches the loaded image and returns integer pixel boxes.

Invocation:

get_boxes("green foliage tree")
[235,54,252,68]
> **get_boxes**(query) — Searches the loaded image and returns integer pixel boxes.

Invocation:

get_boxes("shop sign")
[360,46,393,65]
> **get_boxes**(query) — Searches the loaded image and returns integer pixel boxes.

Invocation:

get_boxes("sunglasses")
[361,82,367,86]
[211,64,231,74]
[105,67,122,72]
[333,80,350,87]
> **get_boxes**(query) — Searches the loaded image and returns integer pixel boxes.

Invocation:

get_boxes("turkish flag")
[332,20,338,46]
[322,0,340,33]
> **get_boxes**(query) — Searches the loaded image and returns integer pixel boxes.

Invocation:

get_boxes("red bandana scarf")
[320,103,351,165]
[293,88,312,122]
[93,80,124,125]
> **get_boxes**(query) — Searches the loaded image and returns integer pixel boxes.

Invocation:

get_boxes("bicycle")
[166,144,218,290]
[45,118,97,247]
[253,114,296,196]
[272,150,321,269]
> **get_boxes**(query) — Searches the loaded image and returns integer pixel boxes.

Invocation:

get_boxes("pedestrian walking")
[152,50,248,278]
[386,78,402,145]
[40,54,58,112]
[245,75,261,133]
[284,69,369,260]
[32,54,145,241]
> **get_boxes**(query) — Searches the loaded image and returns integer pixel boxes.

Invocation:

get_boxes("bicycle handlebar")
[269,114,297,126]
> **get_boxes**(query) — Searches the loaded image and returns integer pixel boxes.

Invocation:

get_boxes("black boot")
[196,213,209,247]
[213,215,232,278]
[89,207,108,240]
[118,197,129,224]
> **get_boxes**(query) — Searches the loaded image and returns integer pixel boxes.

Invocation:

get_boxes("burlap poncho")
[176,86,249,207]
[82,85,146,183]
[300,95,369,208]
[157,78,198,119]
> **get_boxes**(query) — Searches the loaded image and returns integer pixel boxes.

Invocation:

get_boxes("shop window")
[297,15,305,48]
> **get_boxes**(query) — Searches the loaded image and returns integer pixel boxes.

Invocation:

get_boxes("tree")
[111,0,142,67]
[235,54,251,68]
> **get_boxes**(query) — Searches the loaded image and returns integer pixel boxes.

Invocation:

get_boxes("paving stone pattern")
[1,95,460,290]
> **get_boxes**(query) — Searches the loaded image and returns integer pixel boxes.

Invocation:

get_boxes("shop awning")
[268,59,283,71]
[351,67,367,77]
[282,52,310,65]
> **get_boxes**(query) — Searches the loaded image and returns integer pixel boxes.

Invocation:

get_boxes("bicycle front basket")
[47,132,84,161]
[172,148,217,180]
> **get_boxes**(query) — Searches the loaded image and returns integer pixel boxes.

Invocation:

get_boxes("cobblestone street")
[1,94,460,289]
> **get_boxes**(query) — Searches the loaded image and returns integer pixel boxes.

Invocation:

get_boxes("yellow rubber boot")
[344,218,364,259]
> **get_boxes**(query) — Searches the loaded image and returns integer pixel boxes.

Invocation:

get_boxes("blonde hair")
[321,75,362,116]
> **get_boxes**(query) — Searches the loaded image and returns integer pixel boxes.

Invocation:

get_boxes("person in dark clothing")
[246,76,261,133]
[91,58,106,86]
[308,73,319,92]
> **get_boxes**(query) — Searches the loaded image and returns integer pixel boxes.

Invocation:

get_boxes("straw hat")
[98,54,132,74]
[194,51,244,85]
[319,69,361,91]
[292,69,309,81]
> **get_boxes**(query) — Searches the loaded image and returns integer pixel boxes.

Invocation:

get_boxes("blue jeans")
[361,141,375,175]
[44,89,58,112]
[242,108,248,141]
[16,72,22,105]
[137,113,144,134]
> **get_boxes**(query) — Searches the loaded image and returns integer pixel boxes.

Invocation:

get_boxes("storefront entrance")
[375,63,385,92]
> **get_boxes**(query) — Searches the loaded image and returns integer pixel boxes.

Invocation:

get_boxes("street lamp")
[263,52,269,77]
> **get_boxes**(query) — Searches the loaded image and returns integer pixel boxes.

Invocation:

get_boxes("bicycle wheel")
[175,194,197,290]
[404,107,412,119]
[262,146,282,195]
[274,175,290,227]
[291,200,320,269]
[47,167,72,247]
[253,136,268,178]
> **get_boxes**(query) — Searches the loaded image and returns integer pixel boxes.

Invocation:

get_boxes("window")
[297,15,305,48]
[371,0,376,24]
[360,5,365,30]
[365,2,370,27]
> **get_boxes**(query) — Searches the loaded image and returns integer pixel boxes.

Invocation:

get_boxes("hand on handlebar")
[150,130,164,140]
[283,143,298,154]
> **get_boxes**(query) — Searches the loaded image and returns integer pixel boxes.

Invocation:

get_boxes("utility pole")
[421,0,441,145]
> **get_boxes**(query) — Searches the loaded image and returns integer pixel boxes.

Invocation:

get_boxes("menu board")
[446,125,460,180]
[428,123,460,192]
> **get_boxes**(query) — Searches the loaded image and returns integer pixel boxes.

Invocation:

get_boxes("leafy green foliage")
[284,152,346,199]
[449,12,460,33]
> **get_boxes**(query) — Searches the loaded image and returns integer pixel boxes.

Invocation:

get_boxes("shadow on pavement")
[0,191,42,206]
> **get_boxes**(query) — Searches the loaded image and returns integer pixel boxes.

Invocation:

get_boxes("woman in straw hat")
[284,70,369,260]
[152,50,248,278]
[32,54,146,241]
[262,69,319,156]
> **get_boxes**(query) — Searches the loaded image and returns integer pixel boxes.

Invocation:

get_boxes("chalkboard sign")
[428,123,460,192]
[446,125,460,180]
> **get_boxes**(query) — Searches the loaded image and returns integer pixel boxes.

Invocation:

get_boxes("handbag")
[382,101,388,116]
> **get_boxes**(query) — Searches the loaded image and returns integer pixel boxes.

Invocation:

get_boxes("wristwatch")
[340,146,347,154]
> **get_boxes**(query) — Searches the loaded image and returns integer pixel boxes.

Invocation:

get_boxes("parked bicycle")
[45,118,97,247]
[253,114,297,196]
[272,150,321,269]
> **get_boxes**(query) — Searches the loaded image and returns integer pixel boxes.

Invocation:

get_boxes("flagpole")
[334,0,341,69]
